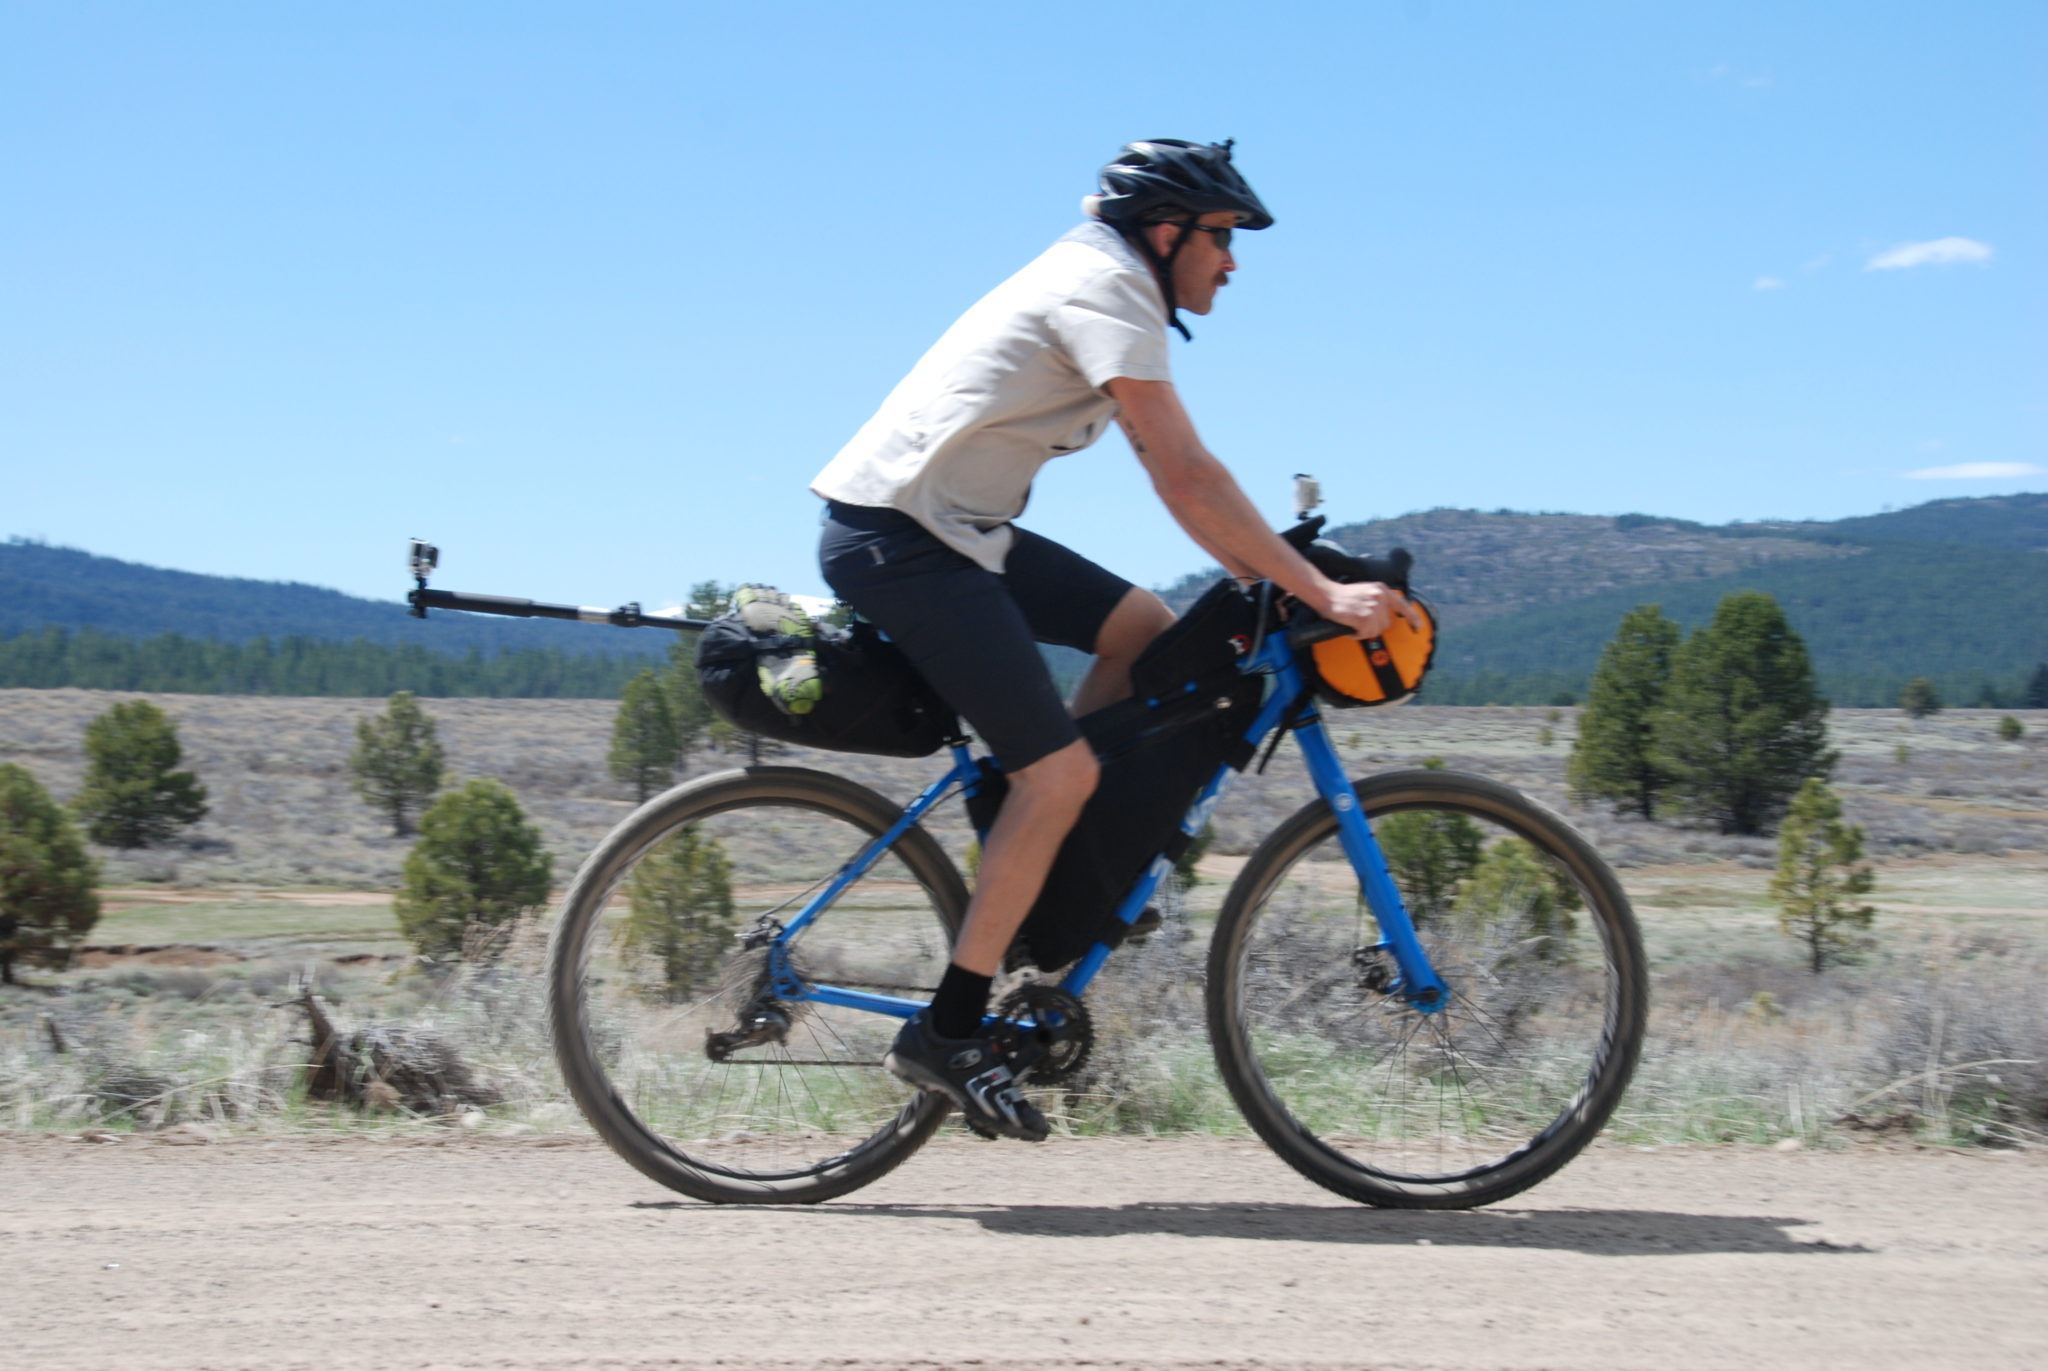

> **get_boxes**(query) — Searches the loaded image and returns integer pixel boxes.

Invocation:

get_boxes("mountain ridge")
[0,539,666,660]
[6,492,2044,703]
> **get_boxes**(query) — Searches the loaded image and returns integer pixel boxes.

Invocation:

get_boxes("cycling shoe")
[885,1012,1048,1143]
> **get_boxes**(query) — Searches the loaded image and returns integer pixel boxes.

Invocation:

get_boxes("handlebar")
[1284,614,1357,650]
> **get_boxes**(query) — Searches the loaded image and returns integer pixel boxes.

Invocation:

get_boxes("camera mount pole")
[402,540,710,633]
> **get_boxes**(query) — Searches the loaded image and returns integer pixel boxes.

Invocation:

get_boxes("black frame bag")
[966,579,1267,970]
[695,613,954,758]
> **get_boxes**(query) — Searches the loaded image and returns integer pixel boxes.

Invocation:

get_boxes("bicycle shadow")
[631,1199,1869,1257]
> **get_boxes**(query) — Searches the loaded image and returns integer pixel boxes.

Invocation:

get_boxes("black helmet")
[1092,138,1274,231]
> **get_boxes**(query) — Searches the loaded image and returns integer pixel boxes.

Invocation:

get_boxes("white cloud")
[1865,237,1994,271]
[1902,461,2043,480]
[1752,276,1785,291]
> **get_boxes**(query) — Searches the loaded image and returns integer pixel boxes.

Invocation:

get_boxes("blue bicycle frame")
[764,627,1448,1020]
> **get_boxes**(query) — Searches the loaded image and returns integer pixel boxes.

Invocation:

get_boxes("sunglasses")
[1182,223,1234,250]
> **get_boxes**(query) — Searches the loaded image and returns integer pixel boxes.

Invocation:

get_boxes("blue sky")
[3,1,2041,611]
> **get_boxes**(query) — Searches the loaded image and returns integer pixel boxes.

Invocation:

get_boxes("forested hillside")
[1425,542,2047,706]
[1737,492,2048,551]
[1160,493,2047,708]
[0,540,666,659]
[1159,507,1857,625]
[5,494,2042,701]
[0,627,649,698]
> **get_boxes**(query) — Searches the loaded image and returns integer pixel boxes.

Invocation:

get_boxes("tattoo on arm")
[1116,414,1147,455]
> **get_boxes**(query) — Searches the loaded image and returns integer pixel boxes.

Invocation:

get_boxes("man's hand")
[1315,578,1422,641]
[1104,376,1428,640]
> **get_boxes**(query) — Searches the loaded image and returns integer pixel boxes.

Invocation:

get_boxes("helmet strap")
[1122,221,1195,341]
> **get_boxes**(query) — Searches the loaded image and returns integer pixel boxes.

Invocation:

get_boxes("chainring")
[995,984,1094,1085]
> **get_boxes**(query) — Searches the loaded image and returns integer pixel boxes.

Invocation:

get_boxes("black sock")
[928,963,994,1040]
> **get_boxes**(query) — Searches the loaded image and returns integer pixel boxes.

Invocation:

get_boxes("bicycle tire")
[549,766,969,1204]
[1207,769,1647,1209]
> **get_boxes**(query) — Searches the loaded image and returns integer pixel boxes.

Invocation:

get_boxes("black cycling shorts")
[818,501,1133,771]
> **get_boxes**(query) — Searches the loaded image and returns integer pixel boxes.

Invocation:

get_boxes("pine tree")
[1377,763,1484,927]
[1771,778,1875,974]
[2026,662,2048,709]
[1897,677,1942,719]
[1462,837,1581,959]
[664,634,712,759]
[348,691,446,836]
[394,780,553,962]
[72,700,209,848]
[685,580,737,621]
[0,765,100,985]
[683,581,744,754]
[1567,604,1680,818]
[616,828,737,998]
[1654,592,1835,836]
[609,669,681,803]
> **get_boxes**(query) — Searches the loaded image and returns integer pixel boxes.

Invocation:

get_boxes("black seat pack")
[695,614,954,759]
[966,579,1267,970]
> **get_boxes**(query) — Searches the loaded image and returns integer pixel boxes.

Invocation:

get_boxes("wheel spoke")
[1211,771,1644,1207]
[550,772,962,1202]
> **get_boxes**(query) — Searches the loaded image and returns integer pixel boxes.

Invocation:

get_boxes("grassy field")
[1,689,2042,1147]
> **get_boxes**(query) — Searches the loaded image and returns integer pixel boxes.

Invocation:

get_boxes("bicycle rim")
[1209,770,1646,1208]
[550,767,967,1203]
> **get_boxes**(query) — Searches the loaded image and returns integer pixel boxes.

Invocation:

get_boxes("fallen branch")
[1831,1058,2036,1120]
[279,980,499,1114]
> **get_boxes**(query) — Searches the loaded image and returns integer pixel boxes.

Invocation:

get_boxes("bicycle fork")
[1292,717,1449,1013]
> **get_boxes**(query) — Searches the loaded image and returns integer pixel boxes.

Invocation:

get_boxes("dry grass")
[1,689,2042,1145]
[2,690,2041,888]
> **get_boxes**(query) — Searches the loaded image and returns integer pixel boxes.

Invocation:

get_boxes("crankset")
[956,985,1094,1141]
[995,984,1094,1084]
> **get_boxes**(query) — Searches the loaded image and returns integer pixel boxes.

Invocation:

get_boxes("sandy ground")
[1,1135,2043,1371]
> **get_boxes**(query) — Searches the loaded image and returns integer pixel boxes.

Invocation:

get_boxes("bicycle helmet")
[1090,138,1275,231]
[1086,139,1273,340]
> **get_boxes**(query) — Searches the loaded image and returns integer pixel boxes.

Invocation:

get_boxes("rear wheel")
[549,767,967,1204]
[1208,769,1646,1208]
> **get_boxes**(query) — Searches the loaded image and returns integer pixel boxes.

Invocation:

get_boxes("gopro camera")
[409,539,439,582]
[1292,473,1322,521]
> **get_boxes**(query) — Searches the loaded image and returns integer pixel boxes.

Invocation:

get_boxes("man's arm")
[1106,376,1414,639]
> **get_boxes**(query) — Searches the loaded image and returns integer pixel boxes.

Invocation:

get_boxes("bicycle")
[403,523,1646,1209]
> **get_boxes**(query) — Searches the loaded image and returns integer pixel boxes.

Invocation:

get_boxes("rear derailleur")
[704,937,794,1062]
[704,997,791,1062]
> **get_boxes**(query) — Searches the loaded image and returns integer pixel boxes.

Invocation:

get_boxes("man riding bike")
[811,139,1414,1142]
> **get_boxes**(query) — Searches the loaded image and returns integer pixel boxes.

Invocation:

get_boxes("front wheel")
[549,767,968,1204]
[1207,769,1647,1209]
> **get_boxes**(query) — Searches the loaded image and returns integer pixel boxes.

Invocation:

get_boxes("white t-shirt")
[811,221,1171,573]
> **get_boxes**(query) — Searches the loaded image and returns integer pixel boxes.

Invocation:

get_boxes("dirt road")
[2,1134,2041,1371]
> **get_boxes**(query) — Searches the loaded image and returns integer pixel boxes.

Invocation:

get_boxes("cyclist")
[812,138,1414,1142]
